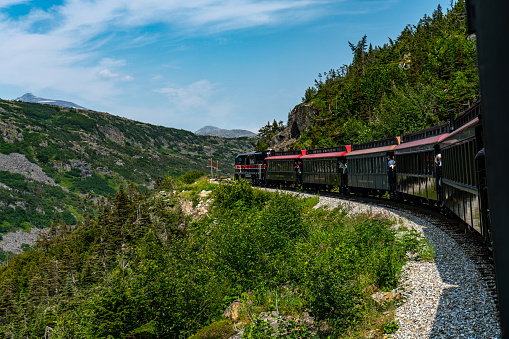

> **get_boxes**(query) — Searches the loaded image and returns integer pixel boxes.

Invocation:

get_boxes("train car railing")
[401,123,449,143]
[306,146,347,154]
[453,100,481,130]
[271,150,301,156]
[352,137,399,152]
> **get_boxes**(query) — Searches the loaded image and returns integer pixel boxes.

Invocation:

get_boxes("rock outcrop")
[0,228,47,254]
[0,153,58,186]
[268,104,317,151]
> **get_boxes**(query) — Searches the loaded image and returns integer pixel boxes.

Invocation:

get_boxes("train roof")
[235,151,267,158]
[394,133,448,153]
[351,137,398,152]
[300,151,347,159]
[439,117,479,143]
[401,123,449,143]
[346,144,398,157]
[453,100,480,131]
[266,154,302,160]
[265,149,304,160]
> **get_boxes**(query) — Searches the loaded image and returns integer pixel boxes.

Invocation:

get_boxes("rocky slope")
[14,93,87,110]
[268,103,317,150]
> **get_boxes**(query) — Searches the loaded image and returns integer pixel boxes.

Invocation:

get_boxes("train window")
[472,140,477,186]
[428,151,431,175]
[462,143,467,185]
[470,141,476,186]
[445,149,449,178]
[469,141,475,186]
[455,146,460,183]
[466,142,471,185]
[443,149,448,179]
[466,142,471,186]
[451,147,456,182]
[444,150,447,177]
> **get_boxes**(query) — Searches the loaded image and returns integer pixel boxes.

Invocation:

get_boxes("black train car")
[345,138,399,195]
[393,123,449,205]
[265,150,303,186]
[234,151,269,185]
[438,102,489,240]
[300,146,350,190]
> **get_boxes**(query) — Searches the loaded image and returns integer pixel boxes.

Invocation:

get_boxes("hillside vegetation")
[0,178,432,338]
[267,1,478,150]
[0,99,253,235]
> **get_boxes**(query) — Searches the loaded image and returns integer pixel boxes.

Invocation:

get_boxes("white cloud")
[156,79,217,109]
[97,69,119,80]
[99,58,126,68]
[0,1,29,9]
[154,79,237,127]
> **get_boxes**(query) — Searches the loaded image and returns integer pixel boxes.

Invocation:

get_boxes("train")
[234,100,490,245]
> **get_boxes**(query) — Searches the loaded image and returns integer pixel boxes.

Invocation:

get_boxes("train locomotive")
[234,101,490,244]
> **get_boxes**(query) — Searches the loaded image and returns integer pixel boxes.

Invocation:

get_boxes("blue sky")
[0,0,447,133]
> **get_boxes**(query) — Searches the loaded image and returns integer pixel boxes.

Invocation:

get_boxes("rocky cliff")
[268,104,317,150]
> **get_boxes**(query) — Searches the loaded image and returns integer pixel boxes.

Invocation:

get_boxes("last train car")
[265,150,304,186]
[234,151,269,185]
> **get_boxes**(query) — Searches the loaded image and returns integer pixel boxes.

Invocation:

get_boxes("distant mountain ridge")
[195,125,256,138]
[14,93,88,110]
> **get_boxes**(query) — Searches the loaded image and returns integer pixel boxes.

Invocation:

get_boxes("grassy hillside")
[0,99,254,234]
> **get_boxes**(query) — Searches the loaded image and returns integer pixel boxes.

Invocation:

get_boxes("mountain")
[14,93,88,110]
[195,125,256,138]
[0,99,253,236]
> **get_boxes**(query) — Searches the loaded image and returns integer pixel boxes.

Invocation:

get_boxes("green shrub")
[382,320,399,334]
[189,320,237,339]
[179,170,206,185]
